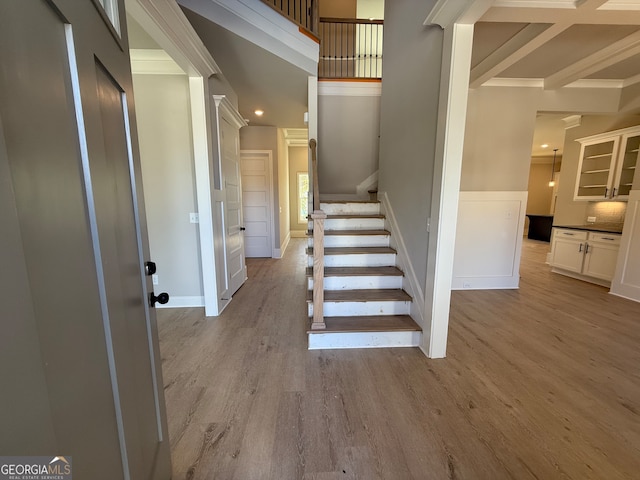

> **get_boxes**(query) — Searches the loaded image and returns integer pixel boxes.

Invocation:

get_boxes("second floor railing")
[319,17,383,79]
[261,0,319,36]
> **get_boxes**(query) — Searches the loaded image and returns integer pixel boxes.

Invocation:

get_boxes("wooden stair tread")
[308,315,421,334]
[307,246,396,255]
[305,266,403,277]
[307,289,412,302]
[327,214,385,219]
[321,200,380,204]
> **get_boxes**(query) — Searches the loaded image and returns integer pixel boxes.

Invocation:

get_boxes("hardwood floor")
[158,238,640,479]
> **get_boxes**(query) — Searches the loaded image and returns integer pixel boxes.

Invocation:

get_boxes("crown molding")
[128,0,221,77]
[130,49,185,75]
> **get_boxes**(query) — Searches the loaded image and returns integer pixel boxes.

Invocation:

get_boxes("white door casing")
[241,150,274,258]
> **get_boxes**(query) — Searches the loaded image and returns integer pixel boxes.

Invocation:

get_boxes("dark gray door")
[0,1,171,478]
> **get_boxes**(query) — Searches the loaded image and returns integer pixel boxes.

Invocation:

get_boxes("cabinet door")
[574,138,618,200]
[612,133,640,199]
[551,237,585,273]
[583,242,620,281]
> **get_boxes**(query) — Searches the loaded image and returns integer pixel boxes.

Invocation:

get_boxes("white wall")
[133,73,204,306]
[318,92,380,196]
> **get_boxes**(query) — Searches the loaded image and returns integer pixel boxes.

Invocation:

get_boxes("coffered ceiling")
[471,0,640,90]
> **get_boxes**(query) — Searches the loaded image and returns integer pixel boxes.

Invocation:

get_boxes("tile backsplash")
[586,201,627,224]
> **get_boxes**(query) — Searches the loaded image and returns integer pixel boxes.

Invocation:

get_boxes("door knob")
[145,261,157,276]
[240,227,246,231]
[149,291,169,307]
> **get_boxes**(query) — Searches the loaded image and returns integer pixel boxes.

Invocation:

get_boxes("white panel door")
[241,151,273,258]
[221,116,247,296]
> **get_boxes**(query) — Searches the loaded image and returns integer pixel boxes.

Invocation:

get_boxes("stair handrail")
[309,138,325,330]
[260,0,319,37]
[310,138,319,212]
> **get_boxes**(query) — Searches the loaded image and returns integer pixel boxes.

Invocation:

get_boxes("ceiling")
[471,0,640,159]
[181,6,310,128]
[128,0,640,143]
[471,0,640,90]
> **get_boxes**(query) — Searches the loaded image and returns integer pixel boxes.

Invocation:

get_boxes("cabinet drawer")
[588,232,621,245]
[553,228,588,240]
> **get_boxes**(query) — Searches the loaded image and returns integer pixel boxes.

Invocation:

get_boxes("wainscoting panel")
[611,190,640,303]
[452,191,528,290]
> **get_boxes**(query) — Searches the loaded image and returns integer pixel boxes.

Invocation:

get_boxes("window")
[297,172,309,224]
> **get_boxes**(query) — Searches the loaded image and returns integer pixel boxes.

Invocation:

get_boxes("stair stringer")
[378,191,427,331]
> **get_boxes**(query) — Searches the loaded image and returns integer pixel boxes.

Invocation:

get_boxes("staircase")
[306,200,422,349]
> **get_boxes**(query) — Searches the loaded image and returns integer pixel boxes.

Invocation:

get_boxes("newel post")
[310,210,326,330]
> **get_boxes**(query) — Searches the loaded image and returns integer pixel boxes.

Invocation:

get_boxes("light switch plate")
[152,274,159,285]
[587,216,596,223]
[189,212,199,224]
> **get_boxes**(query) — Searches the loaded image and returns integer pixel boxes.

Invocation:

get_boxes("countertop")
[553,223,624,234]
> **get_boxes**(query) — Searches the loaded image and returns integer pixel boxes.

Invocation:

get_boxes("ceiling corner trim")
[562,114,582,129]
[213,95,248,128]
[129,0,221,77]
[425,0,495,28]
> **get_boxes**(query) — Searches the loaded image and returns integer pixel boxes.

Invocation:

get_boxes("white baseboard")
[273,231,291,258]
[157,295,205,308]
[378,191,426,329]
[290,229,307,238]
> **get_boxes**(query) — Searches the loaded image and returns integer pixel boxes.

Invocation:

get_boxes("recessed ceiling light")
[541,144,549,148]
[254,110,264,116]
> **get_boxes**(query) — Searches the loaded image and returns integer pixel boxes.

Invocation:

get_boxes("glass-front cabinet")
[574,126,640,201]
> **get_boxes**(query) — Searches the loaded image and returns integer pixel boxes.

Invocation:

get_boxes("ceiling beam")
[544,29,640,89]
[481,7,640,24]
[469,22,570,88]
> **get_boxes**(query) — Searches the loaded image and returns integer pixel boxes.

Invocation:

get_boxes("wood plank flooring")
[158,238,640,479]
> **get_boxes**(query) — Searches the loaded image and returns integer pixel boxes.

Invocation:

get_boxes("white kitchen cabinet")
[574,125,640,201]
[582,233,621,281]
[550,229,587,273]
[550,228,621,285]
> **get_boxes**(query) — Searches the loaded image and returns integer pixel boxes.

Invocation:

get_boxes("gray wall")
[461,87,540,192]
[377,0,443,290]
[318,94,380,194]
[240,126,281,247]
[554,114,640,225]
[133,73,204,299]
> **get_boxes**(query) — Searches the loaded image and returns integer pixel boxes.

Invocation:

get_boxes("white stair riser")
[308,275,403,290]
[308,331,421,349]
[324,218,385,230]
[308,300,410,317]
[308,253,396,268]
[320,202,380,215]
[309,235,390,248]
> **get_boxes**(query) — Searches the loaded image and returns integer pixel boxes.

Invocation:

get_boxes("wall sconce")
[549,148,558,187]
